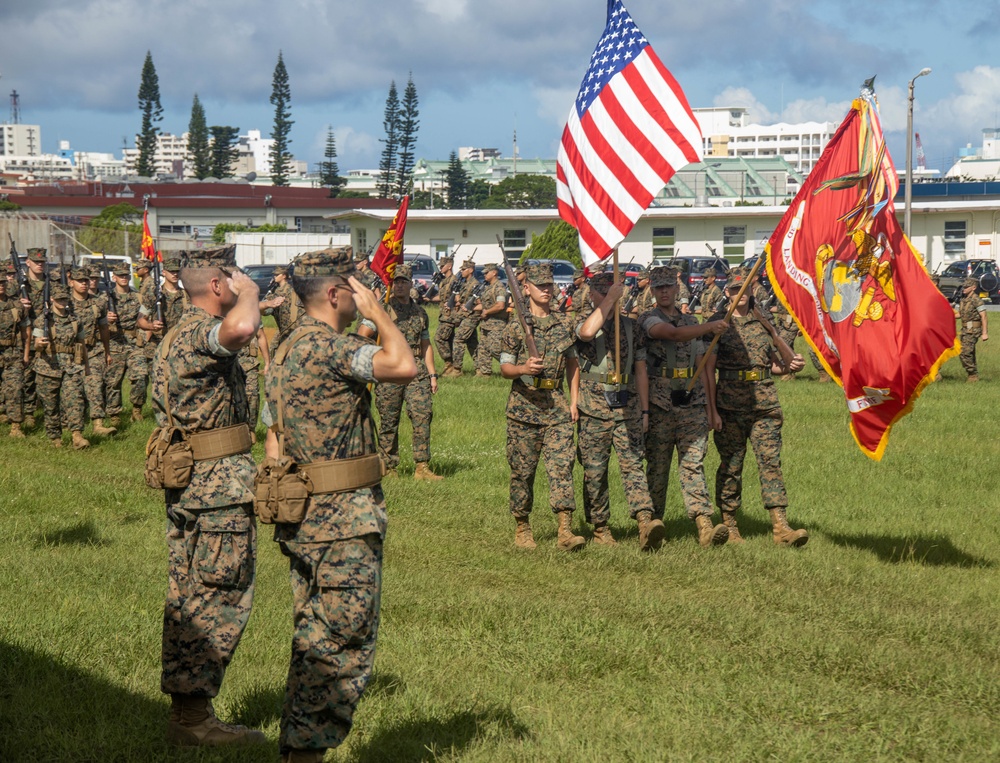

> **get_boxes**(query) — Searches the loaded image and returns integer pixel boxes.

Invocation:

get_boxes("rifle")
[556,282,576,312]
[153,259,164,325]
[100,252,118,318]
[445,278,463,310]
[8,234,30,302]
[463,282,485,312]
[42,267,52,343]
[59,250,74,316]
[497,235,539,358]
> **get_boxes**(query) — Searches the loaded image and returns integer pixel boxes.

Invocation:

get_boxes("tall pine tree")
[136,51,163,178]
[186,94,212,180]
[209,126,240,179]
[445,151,470,209]
[395,74,419,199]
[377,80,400,199]
[269,51,294,186]
[318,126,345,197]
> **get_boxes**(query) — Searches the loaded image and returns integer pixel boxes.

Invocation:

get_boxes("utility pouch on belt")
[254,455,312,524]
[144,426,194,489]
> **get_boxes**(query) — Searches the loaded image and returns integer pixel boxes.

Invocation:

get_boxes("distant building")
[693,107,837,176]
[946,128,1000,180]
[458,147,502,162]
[0,123,41,156]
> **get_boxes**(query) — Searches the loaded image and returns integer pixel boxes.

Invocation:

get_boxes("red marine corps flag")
[556,0,703,269]
[766,80,959,461]
[141,206,159,262]
[370,195,409,286]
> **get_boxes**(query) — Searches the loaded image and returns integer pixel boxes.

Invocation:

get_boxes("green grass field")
[1,308,998,762]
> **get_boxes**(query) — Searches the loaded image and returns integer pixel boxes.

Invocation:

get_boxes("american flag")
[556,0,703,268]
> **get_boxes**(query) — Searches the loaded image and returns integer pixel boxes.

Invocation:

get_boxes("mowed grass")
[1,307,998,762]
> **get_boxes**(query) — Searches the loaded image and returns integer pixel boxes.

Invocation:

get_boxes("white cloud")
[532,86,578,128]
[417,0,468,22]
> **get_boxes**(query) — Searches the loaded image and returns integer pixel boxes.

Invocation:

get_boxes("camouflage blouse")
[479,281,509,329]
[700,284,724,314]
[108,289,141,348]
[273,282,303,341]
[31,313,86,378]
[575,314,645,422]
[638,308,707,409]
[151,305,253,510]
[710,310,780,412]
[635,286,656,316]
[455,274,481,321]
[500,314,577,426]
[0,294,28,351]
[438,273,459,324]
[362,298,431,379]
[959,293,985,335]
[70,294,107,348]
[265,315,387,543]
[237,335,261,373]
[141,285,188,330]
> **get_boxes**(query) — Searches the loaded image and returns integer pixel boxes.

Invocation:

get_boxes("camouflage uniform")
[272,280,304,345]
[32,286,88,440]
[71,280,111,421]
[136,268,188,409]
[635,284,656,317]
[699,280,723,316]
[639,307,714,521]
[676,277,691,312]
[433,259,458,365]
[104,266,139,419]
[959,281,986,378]
[151,248,256,703]
[0,291,29,425]
[772,301,799,351]
[22,254,50,411]
[362,290,434,470]
[263,247,387,755]
[238,336,263,430]
[575,305,652,524]
[571,279,592,324]
[710,308,789,515]
[500,313,578,518]
[451,265,481,372]
[475,267,508,375]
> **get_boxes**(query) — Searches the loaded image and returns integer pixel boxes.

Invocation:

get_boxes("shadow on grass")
[0,640,275,762]
[34,519,108,548]
[349,705,530,763]
[818,527,994,568]
[611,514,775,543]
[230,681,284,729]
[424,458,469,478]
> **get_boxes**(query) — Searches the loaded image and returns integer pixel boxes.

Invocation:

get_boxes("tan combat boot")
[555,512,586,551]
[721,511,744,544]
[636,510,665,552]
[281,751,326,763]
[167,695,266,747]
[817,369,832,383]
[131,405,144,422]
[71,431,91,450]
[0,413,8,425]
[91,418,118,436]
[768,508,809,547]
[968,374,979,383]
[50,437,63,449]
[444,365,463,377]
[414,462,444,481]
[514,516,536,549]
[591,522,618,546]
[694,514,729,547]
[8,423,25,439]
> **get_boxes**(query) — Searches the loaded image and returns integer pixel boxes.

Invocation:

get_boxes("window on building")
[430,239,454,260]
[356,228,368,255]
[503,229,527,263]
[944,221,966,259]
[652,227,675,258]
[723,225,747,260]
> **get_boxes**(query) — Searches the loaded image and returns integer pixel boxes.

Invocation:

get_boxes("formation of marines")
[10,240,984,761]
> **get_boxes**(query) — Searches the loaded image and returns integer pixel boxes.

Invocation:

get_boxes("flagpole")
[612,249,621,381]
[684,254,767,392]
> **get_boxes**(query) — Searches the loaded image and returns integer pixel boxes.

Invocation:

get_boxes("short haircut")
[292,274,339,305]
[179,267,219,297]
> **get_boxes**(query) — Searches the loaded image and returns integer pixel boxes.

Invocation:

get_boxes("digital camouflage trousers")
[506,417,576,518]
[576,414,652,524]
[713,406,788,514]
[645,403,713,520]
[375,376,432,468]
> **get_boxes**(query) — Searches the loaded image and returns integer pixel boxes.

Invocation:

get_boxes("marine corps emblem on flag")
[766,80,959,461]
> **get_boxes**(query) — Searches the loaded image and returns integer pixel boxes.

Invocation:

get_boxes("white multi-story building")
[0,153,73,181]
[236,130,275,177]
[123,132,189,178]
[458,147,502,162]
[0,123,41,156]
[946,128,1000,180]
[693,107,836,176]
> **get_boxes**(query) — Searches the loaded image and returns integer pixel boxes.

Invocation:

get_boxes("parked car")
[652,254,731,291]
[522,258,576,289]
[243,264,277,295]
[937,259,1000,304]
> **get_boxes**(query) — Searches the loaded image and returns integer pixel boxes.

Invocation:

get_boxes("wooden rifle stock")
[497,236,539,358]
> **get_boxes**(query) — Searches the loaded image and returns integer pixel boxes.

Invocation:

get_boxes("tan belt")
[656,367,692,379]
[0,338,14,347]
[965,321,982,330]
[299,454,384,494]
[581,371,629,384]
[51,343,77,354]
[188,423,253,461]
[719,368,772,382]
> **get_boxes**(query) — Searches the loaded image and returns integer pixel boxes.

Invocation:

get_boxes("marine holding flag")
[556,0,703,269]
[765,81,959,461]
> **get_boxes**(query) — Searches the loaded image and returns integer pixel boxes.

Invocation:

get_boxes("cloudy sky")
[1,0,997,174]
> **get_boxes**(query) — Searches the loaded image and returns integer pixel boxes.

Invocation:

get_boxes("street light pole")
[905,67,932,239]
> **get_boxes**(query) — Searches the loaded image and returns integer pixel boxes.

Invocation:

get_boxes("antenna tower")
[10,90,20,123]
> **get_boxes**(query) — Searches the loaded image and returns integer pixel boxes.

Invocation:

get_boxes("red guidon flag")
[556,0,703,270]
[141,207,160,262]
[370,195,408,285]
[766,82,959,461]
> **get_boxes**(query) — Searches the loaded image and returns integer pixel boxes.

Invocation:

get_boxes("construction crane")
[915,132,926,170]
